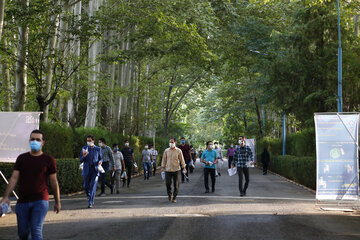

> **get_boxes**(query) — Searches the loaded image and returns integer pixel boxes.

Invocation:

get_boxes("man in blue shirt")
[232,136,253,197]
[201,141,218,193]
[80,135,103,208]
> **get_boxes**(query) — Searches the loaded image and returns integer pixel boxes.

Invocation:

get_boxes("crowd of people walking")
[0,129,270,239]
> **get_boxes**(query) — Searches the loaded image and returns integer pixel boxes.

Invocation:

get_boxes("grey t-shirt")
[142,149,151,163]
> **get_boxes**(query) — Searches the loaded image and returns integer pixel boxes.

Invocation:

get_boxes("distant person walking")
[214,142,223,176]
[112,144,125,194]
[121,140,136,188]
[142,144,152,180]
[1,129,61,240]
[201,141,218,193]
[226,143,235,169]
[178,137,191,182]
[80,134,103,208]
[261,147,270,175]
[150,145,158,176]
[98,138,115,196]
[190,145,196,173]
[161,138,187,203]
[233,136,253,197]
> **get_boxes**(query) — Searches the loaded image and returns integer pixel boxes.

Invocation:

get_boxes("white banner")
[315,113,359,200]
[0,112,41,163]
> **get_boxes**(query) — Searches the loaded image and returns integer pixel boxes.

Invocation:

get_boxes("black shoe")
[218,172,221,176]
[240,192,244,197]
[88,204,93,208]
[243,190,246,196]
[205,189,210,193]
[211,188,215,193]
[116,190,120,194]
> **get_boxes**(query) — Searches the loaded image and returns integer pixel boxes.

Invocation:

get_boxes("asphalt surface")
[1,160,360,240]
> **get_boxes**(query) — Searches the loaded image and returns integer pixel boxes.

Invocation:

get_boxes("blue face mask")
[30,141,41,152]
[181,140,185,144]
[114,148,119,152]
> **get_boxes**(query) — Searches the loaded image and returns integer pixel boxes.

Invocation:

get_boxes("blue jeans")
[15,200,49,240]
[83,167,99,205]
[143,162,151,179]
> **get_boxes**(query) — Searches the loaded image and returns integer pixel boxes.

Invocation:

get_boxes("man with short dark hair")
[80,134,103,208]
[178,137,191,183]
[121,140,135,188]
[149,144,158,176]
[201,141,218,193]
[1,129,61,239]
[161,138,187,203]
[232,136,253,197]
[98,138,115,196]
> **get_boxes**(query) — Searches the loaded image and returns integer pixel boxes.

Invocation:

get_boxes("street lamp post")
[337,0,343,112]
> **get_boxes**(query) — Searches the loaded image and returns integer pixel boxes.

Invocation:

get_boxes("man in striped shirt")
[232,136,253,197]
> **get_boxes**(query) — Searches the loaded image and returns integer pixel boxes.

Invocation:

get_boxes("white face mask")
[125,143,129,147]
[208,144,213,149]
[238,140,242,145]
[169,143,175,148]
[230,144,234,148]
[98,142,103,147]
[214,144,218,148]
[87,141,94,147]
[145,146,148,149]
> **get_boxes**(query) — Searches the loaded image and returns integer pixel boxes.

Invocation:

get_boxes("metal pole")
[262,105,265,129]
[282,114,286,155]
[337,0,343,112]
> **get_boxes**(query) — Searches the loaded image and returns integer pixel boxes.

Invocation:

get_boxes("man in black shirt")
[121,140,136,187]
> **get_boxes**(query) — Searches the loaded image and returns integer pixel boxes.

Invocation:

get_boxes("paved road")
[1,160,360,240]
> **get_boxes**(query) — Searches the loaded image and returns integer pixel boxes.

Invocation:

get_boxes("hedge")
[262,155,316,190]
[257,128,315,157]
[39,122,169,161]
[0,154,158,196]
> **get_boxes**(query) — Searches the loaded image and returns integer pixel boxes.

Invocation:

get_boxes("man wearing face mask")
[121,140,135,188]
[1,129,61,240]
[80,135,103,208]
[142,144,152,180]
[112,144,125,194]
[178,137,191,183]
[161,138,187,203]
[226,143,235,169]
[232,136,254,197]
[98,138,115,196]
[201,141,218,193]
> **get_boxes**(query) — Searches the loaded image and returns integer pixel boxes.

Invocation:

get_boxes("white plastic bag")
[161,171,165,180]
[228,167,237,176]
[98,164,105,173]
[79,162,84,171]
[121,171,127,179]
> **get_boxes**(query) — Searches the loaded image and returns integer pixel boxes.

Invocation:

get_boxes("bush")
[257,128,315,157]
[0,159,83,196]
[268,155,316,190]
[40,122,74,159]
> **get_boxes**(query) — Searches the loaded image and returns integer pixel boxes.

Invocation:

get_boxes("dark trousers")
[181,163,190,182]
[99,162,112,194]
[204,168,216,191]
[262,162,269,174]
[237,167,249,194]
[152,161,157,176]
[228,156,234,169]
[122,163,133,186]
[165,171,180,199]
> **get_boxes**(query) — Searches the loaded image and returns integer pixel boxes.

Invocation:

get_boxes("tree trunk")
[43,9,60,121]
[84,0,101,128]
[355,15,359,37]
[1,39,11,111]
[13,0,29,111]
[254,97,263,138]
[68,1,81,128]
[0,0,5,41]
